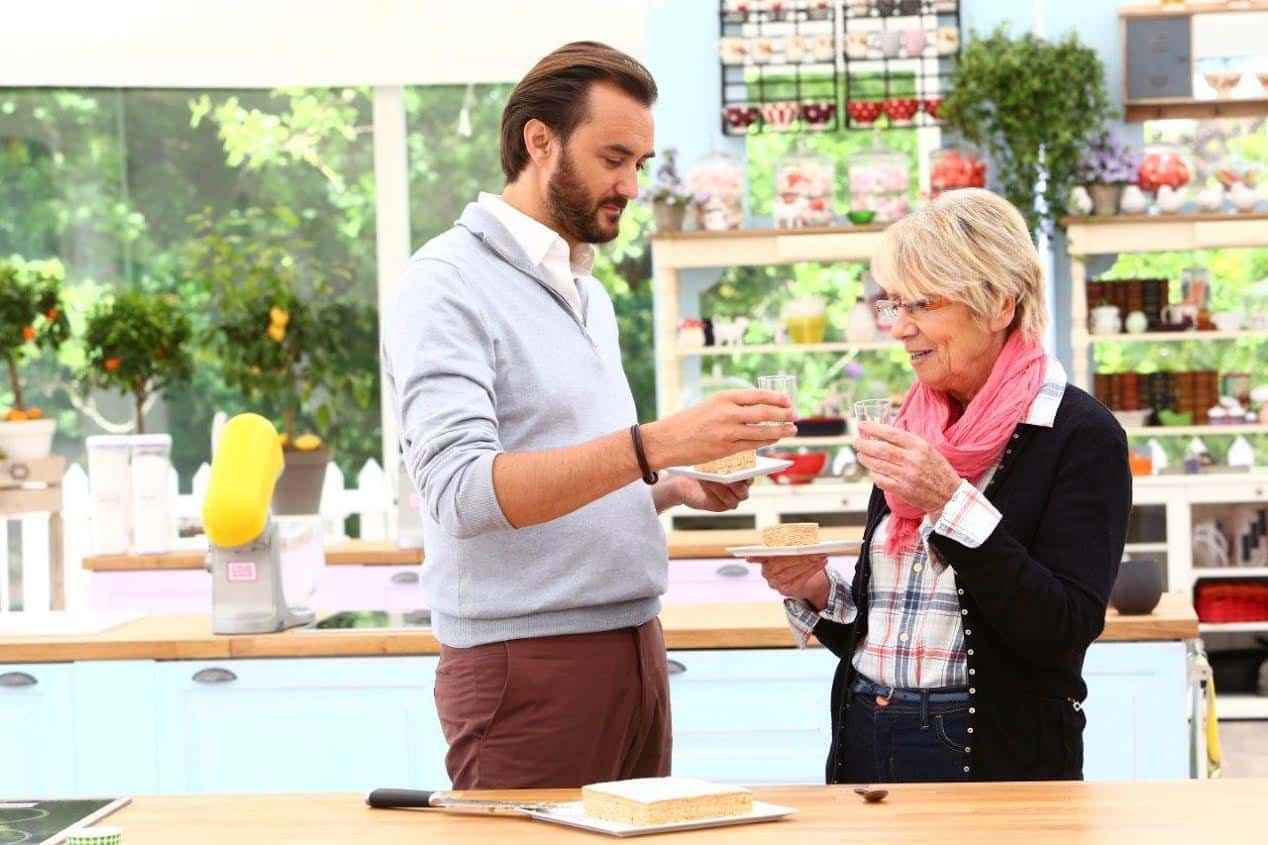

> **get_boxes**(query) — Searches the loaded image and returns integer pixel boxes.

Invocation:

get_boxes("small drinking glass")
[852,398,895,437]
[757,374,798,427]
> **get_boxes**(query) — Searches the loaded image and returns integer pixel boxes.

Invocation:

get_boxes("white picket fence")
[1,458,396,613]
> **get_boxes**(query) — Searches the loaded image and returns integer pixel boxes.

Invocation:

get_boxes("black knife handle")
[366,788,438,809]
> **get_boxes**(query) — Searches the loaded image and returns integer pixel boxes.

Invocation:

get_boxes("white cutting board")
[0,610,144,637]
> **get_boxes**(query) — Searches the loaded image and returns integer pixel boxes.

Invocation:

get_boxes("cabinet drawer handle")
[192,667,238,684]
[390,571,420,584]
[667,659,686,676]
[0,671,37,687]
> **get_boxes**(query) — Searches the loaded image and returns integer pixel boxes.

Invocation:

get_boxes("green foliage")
[0,255,70,411]
[188,207,375,444]
[941,25,1114,235]
[78,290,192,433]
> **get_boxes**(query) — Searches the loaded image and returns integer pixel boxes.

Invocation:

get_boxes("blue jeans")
[844,677,973,783]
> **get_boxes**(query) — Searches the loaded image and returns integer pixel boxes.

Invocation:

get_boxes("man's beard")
[546,148,624,244]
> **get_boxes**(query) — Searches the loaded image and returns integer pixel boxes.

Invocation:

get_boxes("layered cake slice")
[760,522,820,547]
[581,777,753,825]
[694,449,757,474]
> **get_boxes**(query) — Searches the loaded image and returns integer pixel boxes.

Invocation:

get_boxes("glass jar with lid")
[848,138,910,223]
[1137,142,1194,213]
[928,142,987,199]
[686,150,746,230]
[774,148,835,228]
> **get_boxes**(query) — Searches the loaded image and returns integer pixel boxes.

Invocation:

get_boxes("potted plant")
[191,209,375,515]
[78,290,193,434]
[940,25,1115,235]
[1076,132,1140,216]
[0,257,71,460]
[640,147,696,233]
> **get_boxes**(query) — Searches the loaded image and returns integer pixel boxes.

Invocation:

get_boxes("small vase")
[1109,557,1164,616]
[1089,184,1122,217]
[653,201,686,233]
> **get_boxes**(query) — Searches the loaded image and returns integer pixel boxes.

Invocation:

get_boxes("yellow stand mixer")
[202,412,315,634]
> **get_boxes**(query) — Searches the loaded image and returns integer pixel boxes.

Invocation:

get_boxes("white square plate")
[527,800,797,837]
[726,540,862,558]
[662,455,793,484]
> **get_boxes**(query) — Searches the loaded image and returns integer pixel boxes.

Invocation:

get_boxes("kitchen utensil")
[766,450,828,485]
[366,788,558,815]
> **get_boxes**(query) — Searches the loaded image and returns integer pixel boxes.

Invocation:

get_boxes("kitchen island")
[1,596,1201,797]
[104,780,1257,843]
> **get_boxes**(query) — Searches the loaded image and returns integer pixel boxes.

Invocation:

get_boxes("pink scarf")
[884,331,1047,555]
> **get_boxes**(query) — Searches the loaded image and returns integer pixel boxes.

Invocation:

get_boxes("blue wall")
[642,0,1137,382]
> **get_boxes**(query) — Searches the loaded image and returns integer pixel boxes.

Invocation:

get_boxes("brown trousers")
[433,619,671,788]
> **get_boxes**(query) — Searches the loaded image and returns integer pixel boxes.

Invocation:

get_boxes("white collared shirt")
[477,192,595,321]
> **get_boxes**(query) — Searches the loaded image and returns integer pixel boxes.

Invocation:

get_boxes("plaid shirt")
[784,357,1067,689]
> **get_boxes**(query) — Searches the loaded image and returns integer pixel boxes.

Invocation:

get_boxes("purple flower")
[846,361,865,379]
[1077,132,1140,186]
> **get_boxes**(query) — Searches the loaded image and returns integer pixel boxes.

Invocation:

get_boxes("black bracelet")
[629,424,659,485]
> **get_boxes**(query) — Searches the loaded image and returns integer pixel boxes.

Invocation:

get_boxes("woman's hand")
[854,423,962,519]
[746,554,831,610]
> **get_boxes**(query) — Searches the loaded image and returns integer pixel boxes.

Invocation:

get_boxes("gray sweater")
[382,203,667,647]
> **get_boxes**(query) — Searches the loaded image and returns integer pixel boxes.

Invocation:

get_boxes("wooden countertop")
[107,780,1260,843]
[80,528,866,570]
[0,592,1198,663]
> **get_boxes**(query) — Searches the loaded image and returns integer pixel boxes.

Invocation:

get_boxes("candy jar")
[848,137,910,223]
[686,151,746,230]
[1137,143,1193,211]
[928,143,987,199]
[774,148,836,228]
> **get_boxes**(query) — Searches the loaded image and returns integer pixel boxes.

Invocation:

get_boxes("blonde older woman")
[750,189,1130,784]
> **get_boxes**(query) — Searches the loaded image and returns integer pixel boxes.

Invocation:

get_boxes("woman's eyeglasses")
[873,298,952,322]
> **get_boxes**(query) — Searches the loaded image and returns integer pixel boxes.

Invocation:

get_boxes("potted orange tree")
[192,209,374,515]
[77,290,193,434]
[0,256,71,459]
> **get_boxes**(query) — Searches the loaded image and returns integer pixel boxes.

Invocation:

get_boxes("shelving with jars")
[1066,212,1268,717]
[650,225,907,455]
[1066,213,1268,444]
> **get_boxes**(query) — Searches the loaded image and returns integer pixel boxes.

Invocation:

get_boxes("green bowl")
[847,209,877,225]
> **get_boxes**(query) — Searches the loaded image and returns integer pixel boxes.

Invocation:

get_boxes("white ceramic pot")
[0,418,56,461]
[1090,304,1121,335]
[1125,310,1149,334]
[1119,185,1148,215]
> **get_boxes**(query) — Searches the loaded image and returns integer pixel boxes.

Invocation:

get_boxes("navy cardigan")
[813,385,1131,782]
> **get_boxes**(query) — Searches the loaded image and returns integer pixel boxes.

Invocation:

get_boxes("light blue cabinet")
[154,657,447,794]
[671,641,1190,785]
[1082,641,1189,781]
[668,648,837,784]
[0,663,75,797]
[2,641,1191,798]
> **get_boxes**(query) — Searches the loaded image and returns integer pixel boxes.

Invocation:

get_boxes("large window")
[0,87,380,479]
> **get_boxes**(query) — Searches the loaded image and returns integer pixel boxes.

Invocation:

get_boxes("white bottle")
[1227,436,1255,468]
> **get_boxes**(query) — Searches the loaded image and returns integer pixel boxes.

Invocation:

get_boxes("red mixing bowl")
[767,450,827,485]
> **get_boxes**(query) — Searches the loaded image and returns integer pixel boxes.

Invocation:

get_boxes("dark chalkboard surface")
[1125,16,1193,101]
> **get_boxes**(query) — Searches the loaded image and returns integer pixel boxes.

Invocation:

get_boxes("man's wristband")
[629,424,659,485]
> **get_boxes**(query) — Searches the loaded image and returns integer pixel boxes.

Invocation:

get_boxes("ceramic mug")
[718,37,747,65]
[811,33,836,62]
[784,35,807,63]
[1163,303,1199,327]
[845,31,871,60]
[1211,310,1244,332]
[902,29,927,57]
[878,30,902,59]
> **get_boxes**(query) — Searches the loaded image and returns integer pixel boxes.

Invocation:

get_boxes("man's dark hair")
[500,41,658,182]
